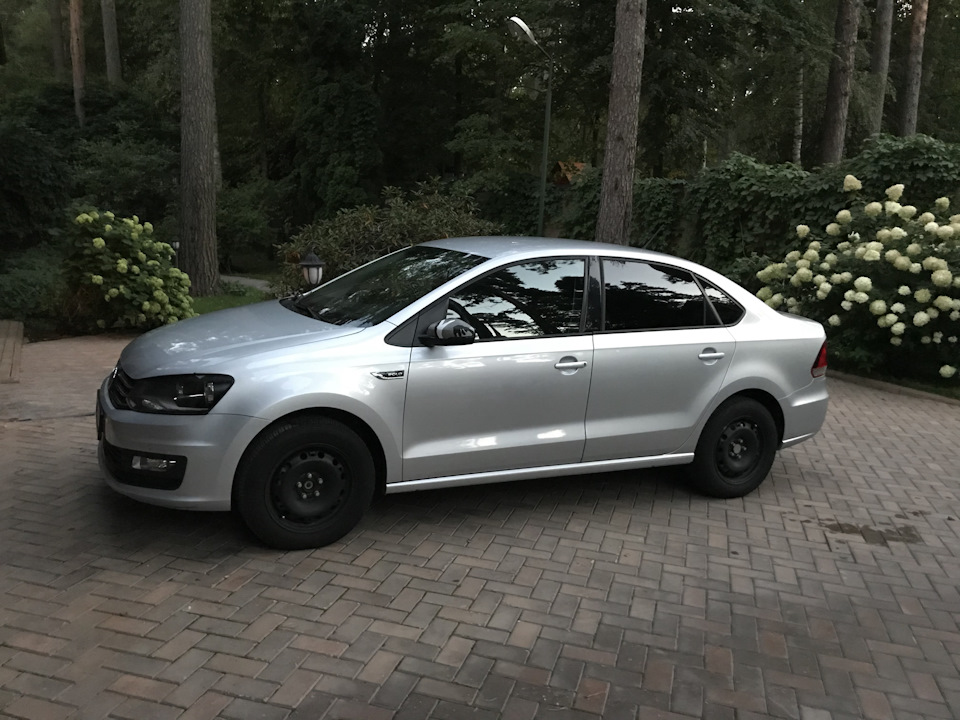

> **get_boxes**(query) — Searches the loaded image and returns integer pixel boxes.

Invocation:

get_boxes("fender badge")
[371,370,405,380]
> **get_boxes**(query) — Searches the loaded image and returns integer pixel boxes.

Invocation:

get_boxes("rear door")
[583,259,738,461]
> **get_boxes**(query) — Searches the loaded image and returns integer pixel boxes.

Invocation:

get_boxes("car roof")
[424,236,674,262]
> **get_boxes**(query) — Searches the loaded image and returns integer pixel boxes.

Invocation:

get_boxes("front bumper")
[97,377,269,510]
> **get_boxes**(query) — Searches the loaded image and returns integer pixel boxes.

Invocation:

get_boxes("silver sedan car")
[97,237,828,549]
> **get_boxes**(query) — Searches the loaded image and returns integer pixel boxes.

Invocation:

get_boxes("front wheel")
[235,417,375,549]
[689,397,778,498]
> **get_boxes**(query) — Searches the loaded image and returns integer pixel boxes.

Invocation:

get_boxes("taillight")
[811,341,827,378]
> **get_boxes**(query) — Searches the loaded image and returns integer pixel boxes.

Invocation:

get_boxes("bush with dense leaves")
[276,182,503,293]
[0,243,66,323]
[62,208,196,331]
[754,175,960,382]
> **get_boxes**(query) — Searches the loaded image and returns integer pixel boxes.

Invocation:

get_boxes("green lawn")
[192,285,273,314]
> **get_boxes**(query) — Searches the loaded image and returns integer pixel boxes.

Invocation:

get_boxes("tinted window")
[449,258,586,339]
[701,279,745,325]
[296,246,485,327]
[602,260,712,331]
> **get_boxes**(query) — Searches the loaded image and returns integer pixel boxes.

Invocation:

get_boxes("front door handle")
[555,358,588,371]
[698,348,725,364]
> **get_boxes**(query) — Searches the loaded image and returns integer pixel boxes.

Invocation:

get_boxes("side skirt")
[385,453,695,495]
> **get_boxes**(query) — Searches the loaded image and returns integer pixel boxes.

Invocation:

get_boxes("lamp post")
[507,16,553,238]
[299,249,324,287]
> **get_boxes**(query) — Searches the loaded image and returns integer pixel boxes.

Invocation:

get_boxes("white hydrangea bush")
[66,208,197,331]
[755,177,959,381]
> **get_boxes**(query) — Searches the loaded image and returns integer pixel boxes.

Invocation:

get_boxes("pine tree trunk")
[100,0,122,85]
[179,0,219,297]
[0,19,6,66]
[900,0,929,136]
[819,0,861,165]
[793,62,804,164]
[69,0,85,127]
[49,0,67,80]
[596,0,647,245]
[867,0,893,135]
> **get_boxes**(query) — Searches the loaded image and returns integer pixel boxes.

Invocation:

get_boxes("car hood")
[118,301,364,377]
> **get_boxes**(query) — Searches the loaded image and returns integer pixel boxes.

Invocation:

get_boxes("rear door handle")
[698,348,725,363]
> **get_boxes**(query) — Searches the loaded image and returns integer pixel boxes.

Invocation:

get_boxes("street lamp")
[507,15,553,238]
[299,249,324,287]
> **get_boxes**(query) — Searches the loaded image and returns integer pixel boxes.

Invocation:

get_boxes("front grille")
[108,364,134,409]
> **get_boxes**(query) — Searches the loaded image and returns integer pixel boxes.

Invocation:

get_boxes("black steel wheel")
[689,397,777,498]
[236,417,375,549]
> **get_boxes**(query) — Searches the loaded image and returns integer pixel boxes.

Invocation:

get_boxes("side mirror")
[420,318,477,347]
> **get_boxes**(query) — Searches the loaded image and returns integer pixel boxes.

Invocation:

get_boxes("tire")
[235,417,375,550]
[689,397,778,498]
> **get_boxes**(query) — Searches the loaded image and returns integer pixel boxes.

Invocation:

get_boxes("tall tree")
[900,0,929,136]
[819,0,862,164]
[100,0,121,85]
[866,0,894,135]
[179,0,219,296]
[69,0,84,126]
[48,0,66,79]
[793,63,804,164]
[596,0,647,245]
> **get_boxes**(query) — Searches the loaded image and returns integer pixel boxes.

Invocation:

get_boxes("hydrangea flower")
[936,197,950,211]
[836,209,852,224]
[91,274,104,285]
[899,206,917,220]
[843,175,862,192]
[886,184,905,201]
[841,300,853,311]
[941,365,957,378]
[921,336,932,344]
[828,315,841,326]
[884,201,902,215]
[906,243,922,256]
[925,222,940,234]
[919,212,935,224]
[899,285,911,295]
[914,311,931,327]
[808,240,821,251]
[910,263,922,273]
[864,202,883,217]
[932,269,954,287]
[891,302,906,313]
[890,228,907,240]
[803,249,819,262]
[826,223,842,236]
[891,337,902,346]
[757,286,773,301]
[786,250,801,262]
[937,225,955,239]
[891,322,906,336]
[863,250,881,261]
[869,300,887,316]
[876,229,892,242]
[914,288,932,303]
[854,292,870,304]
[796,225,810,238]
[854,276,873,292]
[825,253,838,265]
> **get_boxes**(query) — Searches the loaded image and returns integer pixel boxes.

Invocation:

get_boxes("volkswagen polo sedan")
[97,237,828,549]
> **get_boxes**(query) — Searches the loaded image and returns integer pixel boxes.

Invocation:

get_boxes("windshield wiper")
[281,294,322,320]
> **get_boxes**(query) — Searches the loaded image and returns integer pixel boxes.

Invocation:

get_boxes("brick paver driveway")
[2,336,960,720]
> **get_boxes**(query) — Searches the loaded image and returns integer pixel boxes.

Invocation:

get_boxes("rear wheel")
[689,397,777,498]
[236,417,375,549]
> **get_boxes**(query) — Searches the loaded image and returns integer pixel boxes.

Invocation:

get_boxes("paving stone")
[3,338,960,718]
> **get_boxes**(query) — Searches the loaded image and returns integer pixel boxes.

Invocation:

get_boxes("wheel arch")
[725,388,785,444]
[231,408,389,508]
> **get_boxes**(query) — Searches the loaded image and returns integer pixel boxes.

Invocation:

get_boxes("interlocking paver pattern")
[2,336,960,719]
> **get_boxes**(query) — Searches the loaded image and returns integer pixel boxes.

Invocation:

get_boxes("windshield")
[292,245,486,327]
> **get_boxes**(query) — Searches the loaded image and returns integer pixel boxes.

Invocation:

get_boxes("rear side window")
[602,259,713,331]
[700,279,745,325]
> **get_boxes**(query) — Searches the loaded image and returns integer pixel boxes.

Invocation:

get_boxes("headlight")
[123,374,234,414]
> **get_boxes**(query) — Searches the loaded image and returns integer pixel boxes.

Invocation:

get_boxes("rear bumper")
[779,376,828,448]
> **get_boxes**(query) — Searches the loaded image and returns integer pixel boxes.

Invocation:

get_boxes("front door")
[402,257,593,481]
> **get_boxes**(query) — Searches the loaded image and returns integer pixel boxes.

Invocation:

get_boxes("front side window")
[448,258,586,339]
[602,259,713,331]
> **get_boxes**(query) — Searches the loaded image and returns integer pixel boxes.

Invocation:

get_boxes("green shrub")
[276,182,503,293]
[0,243,66,322]
[754,175,960,382]
[62,207,196,331]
